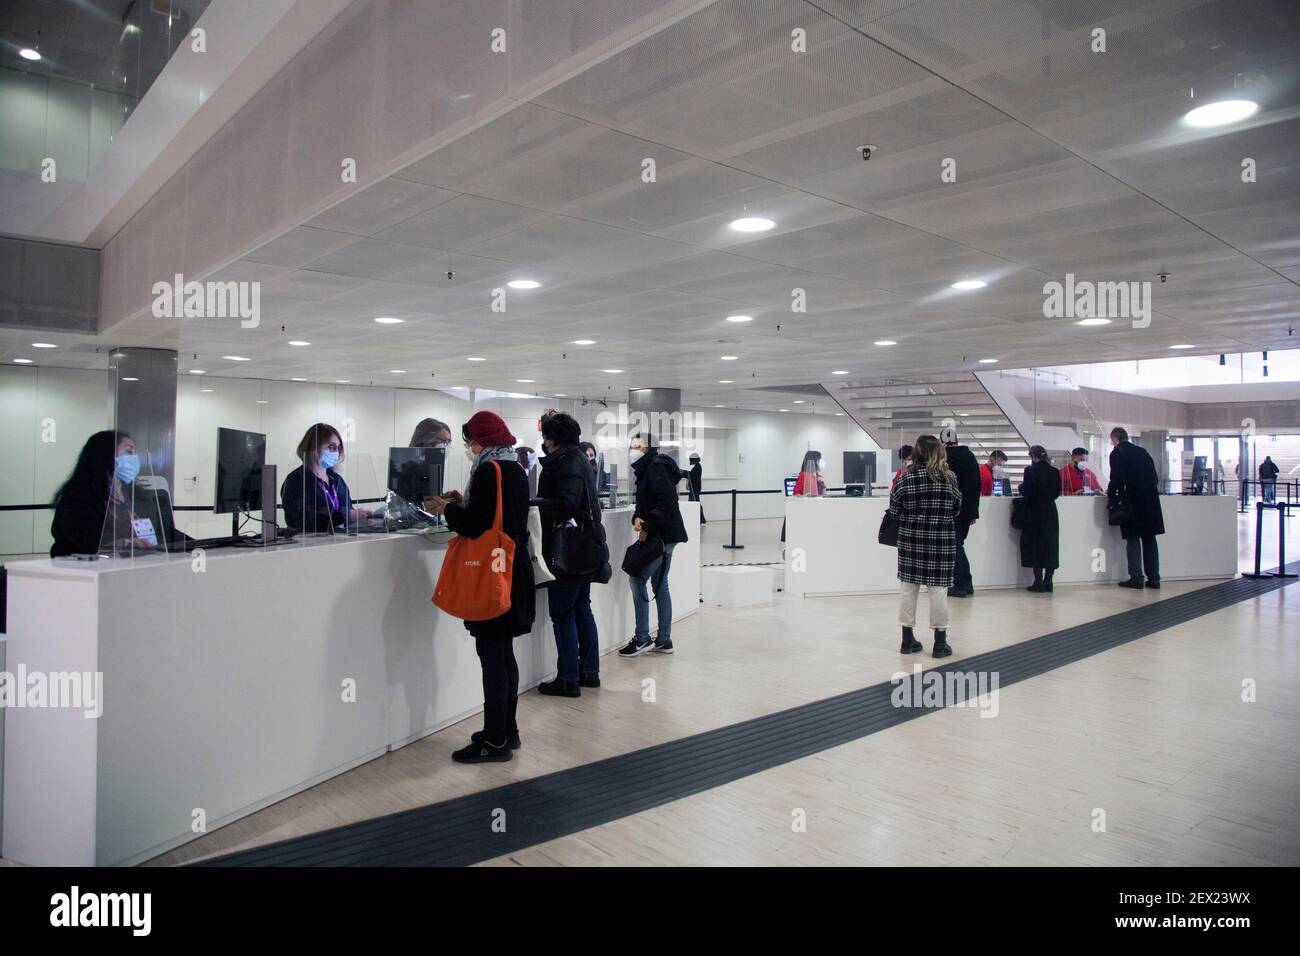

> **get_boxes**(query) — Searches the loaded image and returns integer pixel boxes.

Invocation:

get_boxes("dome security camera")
[446,270,455,280]
[857,144,876,161]
[1157,272,1169,283]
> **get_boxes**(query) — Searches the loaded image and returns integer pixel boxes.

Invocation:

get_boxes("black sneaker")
[618,637,653,657]
[538,678,580,697]
[472,730,521,750]
[1145,578,1161,589]
[579,673,601,688]
[452,739,512,763]
[651,638,674,654]
[1118,578,1145,589]
[947,587,972,598]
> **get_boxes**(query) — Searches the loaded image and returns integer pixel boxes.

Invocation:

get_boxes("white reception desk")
[784,494,1237,597]
[3,503,699,866]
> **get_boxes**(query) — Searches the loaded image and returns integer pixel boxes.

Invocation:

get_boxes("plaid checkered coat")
[889,466,962,587]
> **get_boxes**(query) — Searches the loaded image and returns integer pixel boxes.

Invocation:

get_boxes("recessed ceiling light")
[720,355,739,361]
[793,400,806,404]
[573,339,596,346]
[335,380,351,384]
[507,279,541,290]
[779,408,789,412]
[288,340,310,346]
[291,377,306,382]
[718,379,733,384]
[951,279,987,290]
[726,315,753,323]
[978,358,999,364]
[189,369,205,374]
[728,217,775,233]
[1169,344,1195,349]
[1183,99,1258,128]
[603,369,623,374]
[13,358,33,364]
[373,316,404,324]
[873,340,897,346]
[467,356,486,361]
[223,355,250,362]
[200,388,214,393]
[516,379,535,383]
[390,369,406,374]
[31,342,57,349]
[834,412,845,416]
[256,400,268,404]
[715,404,726,408]
[1075,318,1112,326]
[832,370,849,375]
[121,377,139,382]
[19,48,41,61]
[554,394,566,397]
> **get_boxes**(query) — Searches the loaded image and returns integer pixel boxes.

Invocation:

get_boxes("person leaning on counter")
[280,423,372,533]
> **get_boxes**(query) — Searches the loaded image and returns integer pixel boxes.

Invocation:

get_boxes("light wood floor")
[3,513,1294,867]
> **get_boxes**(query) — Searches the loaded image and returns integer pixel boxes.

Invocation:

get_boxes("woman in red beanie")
[428,410,536,762]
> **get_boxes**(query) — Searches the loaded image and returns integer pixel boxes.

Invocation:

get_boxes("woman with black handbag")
[533,413,607,697]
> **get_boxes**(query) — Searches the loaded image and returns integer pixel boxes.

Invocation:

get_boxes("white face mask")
[629,449,645,465]
[465,445,477,463]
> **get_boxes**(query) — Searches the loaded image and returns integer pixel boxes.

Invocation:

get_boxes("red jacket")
[1060,463,1101,495]
[979,463,994,496]
[890,466,907,491]
[793,472,825,496]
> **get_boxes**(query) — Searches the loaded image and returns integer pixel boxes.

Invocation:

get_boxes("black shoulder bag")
[548,468,608,577]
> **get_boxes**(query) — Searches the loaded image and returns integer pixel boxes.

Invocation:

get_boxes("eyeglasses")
[323,442,341,452]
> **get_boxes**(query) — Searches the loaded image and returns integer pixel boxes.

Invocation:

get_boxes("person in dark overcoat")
[1018,445,1061,592]
[1107,426,1165,589]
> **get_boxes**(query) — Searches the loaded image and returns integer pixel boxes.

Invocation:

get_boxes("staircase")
[822,373,1032,471]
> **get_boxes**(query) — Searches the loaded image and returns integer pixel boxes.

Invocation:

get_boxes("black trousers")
[475,635,519,742]
[952,518,974,592]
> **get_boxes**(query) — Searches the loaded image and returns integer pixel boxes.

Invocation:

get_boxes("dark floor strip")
[198,565,1299,867]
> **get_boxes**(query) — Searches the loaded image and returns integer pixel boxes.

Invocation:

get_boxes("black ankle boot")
[932,630,953,658]
[1043,570,1054,592]
[900,626,923,654]
[1027,570,1043,592]
[538,678,580,698]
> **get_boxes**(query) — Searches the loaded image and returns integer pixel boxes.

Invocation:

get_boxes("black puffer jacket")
[533,443,604,585]
[631,449,688,545]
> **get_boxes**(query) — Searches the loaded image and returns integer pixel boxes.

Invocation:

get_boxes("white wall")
[0,370,876,554]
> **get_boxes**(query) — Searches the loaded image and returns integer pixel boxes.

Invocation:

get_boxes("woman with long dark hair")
[890,434,962,658]
[50,430,145,557]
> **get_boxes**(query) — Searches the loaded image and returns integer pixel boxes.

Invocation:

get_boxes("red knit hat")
[463,410,516,448]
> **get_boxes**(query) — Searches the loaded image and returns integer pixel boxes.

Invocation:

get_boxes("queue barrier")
[1242,500,1296,580]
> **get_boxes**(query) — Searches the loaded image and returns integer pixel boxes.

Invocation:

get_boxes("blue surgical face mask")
[320,450,340,470]
[115,453,140,485]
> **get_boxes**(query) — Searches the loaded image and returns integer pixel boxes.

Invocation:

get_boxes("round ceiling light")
[728,217,775,233]
[951,279,987,290]
[507,279,541,290]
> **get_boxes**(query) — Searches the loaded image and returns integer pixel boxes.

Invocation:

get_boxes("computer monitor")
[214,428,267,515]
[784,476,798,496]
[388,447,445,504]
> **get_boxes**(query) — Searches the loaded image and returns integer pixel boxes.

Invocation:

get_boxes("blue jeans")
[630,542,676,643]
[549,580,600,682]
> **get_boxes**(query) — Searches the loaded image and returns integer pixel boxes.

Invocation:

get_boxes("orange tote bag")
[433,461,515,621]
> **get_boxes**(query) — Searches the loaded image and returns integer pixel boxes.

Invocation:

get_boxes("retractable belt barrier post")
[1242,500,1295,579]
